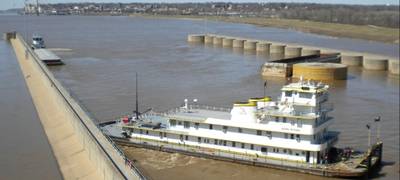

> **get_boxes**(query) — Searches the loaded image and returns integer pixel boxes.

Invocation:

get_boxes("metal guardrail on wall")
[13,33,146,180]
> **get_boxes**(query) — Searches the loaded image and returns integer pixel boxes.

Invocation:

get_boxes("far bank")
[131,14,399,44]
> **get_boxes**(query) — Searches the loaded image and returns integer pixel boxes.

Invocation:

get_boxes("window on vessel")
[180,135,183,141]
[290,134,294,139]
[146,130,148,135]
[275,117,279,122]
[261,147,267,153]
[194,123,199,130]
[296,153,299,156]
[266,131,272,138]
[163,132,167,137]
[299,92,312,99]
[285,91,292,97]
[297,119,302,127]
[204,138,207,143]
[288,149,293,155]
[241,143,245,149]
[284,133,288,139]
[283,149,287,153]
[184,121,190,129]
[232,141,236,147]
[178,121,182,125]
[198,137,201,143]
[170,120,176,126]
[214,139,218,145]
[209,124,213,129]
[257,130,262,136]
[185,135,189,140]
[250,144,254,150]
[223,126,228,133]
[296,134,300,141]
[223,140,227,146]
[139,129,143,134]
[302,151,306,155]
[238,128,242,133]
[276,148,279,153]
[282,117,287,123]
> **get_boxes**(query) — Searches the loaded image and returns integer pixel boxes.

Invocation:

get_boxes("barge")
[100,78,382,178]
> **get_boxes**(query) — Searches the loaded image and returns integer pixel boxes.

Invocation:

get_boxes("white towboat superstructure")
[101,79,383,177]
[105,79,338,163]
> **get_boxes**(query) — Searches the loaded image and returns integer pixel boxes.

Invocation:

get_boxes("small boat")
[31,34,46,49]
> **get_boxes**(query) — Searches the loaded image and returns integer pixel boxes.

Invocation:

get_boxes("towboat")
[101,79,382,177]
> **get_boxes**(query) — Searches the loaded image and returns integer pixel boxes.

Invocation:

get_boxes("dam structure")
[187,34,399,78]
[4,32,145,180]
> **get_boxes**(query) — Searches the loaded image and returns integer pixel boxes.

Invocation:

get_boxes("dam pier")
[188,34,399,79]
[4,32,145,180]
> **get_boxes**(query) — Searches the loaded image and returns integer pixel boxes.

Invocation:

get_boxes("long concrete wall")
[7,32,145,180]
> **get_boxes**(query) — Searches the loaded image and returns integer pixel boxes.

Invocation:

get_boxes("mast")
[36,0,39,16]
[135,72,139,120]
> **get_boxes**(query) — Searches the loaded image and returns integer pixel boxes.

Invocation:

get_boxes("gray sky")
[1,0,399,10]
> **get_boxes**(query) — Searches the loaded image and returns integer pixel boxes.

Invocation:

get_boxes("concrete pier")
[293,63,348,80]
[222,38,234,47]
[388,60,399,75]
[285,47,302,57]
[7,32,144,180]
[270,44,286,54]
[213,36,223,45]
[256,42,270,53]
[363,58,388,70]
[187,34,204,43]
[232,39,245,48]
[243,41,257,51]
[204,35,214,44]
[188,34,399,76]
[341,55,363,66]
[302,49,321,56]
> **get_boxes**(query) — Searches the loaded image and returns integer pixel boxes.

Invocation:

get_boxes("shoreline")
[130,14,399,44]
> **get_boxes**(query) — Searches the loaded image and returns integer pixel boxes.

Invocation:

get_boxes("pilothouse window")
[285,91,292,97]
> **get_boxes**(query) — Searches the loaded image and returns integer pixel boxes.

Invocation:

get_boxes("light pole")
[263,80,267,107]
[374,116,381,142]
[366,124,371,151]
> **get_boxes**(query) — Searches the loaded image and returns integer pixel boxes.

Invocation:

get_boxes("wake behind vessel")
[101,78,382,177]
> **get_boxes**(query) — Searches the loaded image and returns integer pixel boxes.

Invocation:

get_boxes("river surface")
[0,15,398,180]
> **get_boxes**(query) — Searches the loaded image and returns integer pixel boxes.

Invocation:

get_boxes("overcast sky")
[1,0,399,10]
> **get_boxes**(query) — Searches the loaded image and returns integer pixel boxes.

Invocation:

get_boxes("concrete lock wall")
[232,39,245,48]
[187,35,204,43]
[285,47,302,57]
[9,33,143,180]
[204,35,214,44]
[301,49,321,56]
[213,36,223,45]
[243,41,257,51]
[222,38,234,47]
[388,60,399,75]
[270,44,286,54]
[363,58,388,70]
[256,42,270,53]
[341,55,363,66]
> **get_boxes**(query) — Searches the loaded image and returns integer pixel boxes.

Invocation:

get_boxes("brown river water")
[0,15,398,180]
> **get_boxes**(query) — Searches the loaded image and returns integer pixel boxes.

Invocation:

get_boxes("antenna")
[36,0,39,16]
[135,72,139,120]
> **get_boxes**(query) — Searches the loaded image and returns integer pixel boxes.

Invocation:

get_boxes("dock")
[34,48,64,65]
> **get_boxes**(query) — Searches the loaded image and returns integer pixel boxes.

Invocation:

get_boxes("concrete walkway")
[10,38,102,179]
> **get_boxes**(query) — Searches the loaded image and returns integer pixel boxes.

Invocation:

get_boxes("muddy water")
[0,15,398,180]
